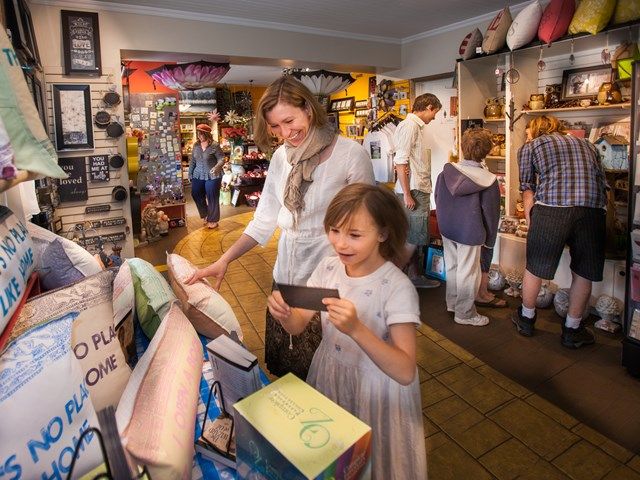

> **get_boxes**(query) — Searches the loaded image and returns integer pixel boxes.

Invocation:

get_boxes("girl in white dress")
[268,183,427,479]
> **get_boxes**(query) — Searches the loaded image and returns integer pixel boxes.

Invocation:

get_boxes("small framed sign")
[57,157,88,203]
[329,97,355,112]
[85,204,111,214]
[61,10,102,76]
[88,154,109,182]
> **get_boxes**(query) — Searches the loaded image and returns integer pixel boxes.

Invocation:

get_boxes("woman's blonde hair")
[323,183,408,262]
[253,75,327,151]
[526,115,566,140]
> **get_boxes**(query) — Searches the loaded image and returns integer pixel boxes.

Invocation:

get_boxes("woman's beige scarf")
[283,124,336,228]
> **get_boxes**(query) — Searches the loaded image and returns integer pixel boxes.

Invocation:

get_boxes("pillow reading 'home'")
[6,269,131,410]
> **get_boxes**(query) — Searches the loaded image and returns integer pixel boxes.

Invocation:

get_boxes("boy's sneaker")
[561,324,595,349]
[512,307,536,337]
[454,314,489,326]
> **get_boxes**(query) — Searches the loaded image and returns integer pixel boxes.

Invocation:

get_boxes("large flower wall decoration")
[147,60,230,90]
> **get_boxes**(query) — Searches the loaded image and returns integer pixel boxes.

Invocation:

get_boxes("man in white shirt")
[393,93,441,288]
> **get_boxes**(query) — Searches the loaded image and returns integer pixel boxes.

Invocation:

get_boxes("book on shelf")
[206,334,261,406]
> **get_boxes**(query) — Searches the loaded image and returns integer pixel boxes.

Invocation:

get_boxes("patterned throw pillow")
[127,257,177,339]
[0,206,35,337]
[167,253,243,341]
[506,0,543,50]
[8,269,131,410]
[0,313,102,479]
[538,0,575,45]
[568,0,616,35]
[483,7,513,54]
[116,303,201,479]
[459,28,483,60]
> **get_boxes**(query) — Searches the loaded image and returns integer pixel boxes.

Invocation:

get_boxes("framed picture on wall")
[52,84,94,151]
[3,0,41,67]
[329,97,355,112]
[61,10,102,76]
[561,65,612,100]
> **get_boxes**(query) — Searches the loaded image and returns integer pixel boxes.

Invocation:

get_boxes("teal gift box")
[234,374,372,479]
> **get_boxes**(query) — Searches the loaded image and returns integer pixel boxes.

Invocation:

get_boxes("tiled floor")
[138,200,640,479]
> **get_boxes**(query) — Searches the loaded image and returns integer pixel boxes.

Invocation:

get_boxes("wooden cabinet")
[457,24,639,299]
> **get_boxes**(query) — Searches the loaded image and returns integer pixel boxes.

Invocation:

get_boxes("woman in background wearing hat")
[187,75,375,379]
[189,123,226,228]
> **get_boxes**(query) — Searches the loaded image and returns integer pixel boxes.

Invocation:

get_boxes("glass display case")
[623,61,640,377]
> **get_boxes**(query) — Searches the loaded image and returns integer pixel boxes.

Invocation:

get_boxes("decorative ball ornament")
[595,295,621,321]
[553,288,591,318]
[535,284,554,309]
[487,267,506,291]
[553,288,570,317]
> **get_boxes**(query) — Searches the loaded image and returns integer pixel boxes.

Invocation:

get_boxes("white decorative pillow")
[116,302,201,480]
[483,7,513,54]
[459,28,483,60]
[507,0,543,50]
[9,269,131,410]
[167,253,243,341]
[1,312,102,479]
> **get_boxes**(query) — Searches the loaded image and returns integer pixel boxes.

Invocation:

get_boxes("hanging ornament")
[601,32,611,65]
[537,47,546,72]
[505,53,520,84]
[569,39,575,66]
[495,55,504,77]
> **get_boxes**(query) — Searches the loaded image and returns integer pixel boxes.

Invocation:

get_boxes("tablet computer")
[276,284,340,311]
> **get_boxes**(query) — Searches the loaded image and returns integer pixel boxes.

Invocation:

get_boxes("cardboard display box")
[234,374,371,479]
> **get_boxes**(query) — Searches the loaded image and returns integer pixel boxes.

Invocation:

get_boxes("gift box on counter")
[234,374,372,480]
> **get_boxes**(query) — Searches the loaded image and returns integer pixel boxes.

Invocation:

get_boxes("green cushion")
[0,28,65,178]
[128,258,176,339]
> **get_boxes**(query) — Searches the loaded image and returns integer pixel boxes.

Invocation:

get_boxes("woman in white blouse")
[187,76,375,378]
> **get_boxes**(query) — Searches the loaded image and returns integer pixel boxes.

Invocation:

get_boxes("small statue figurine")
[157,210,169,236]
[142,205,160,240]
[504,270,523,297]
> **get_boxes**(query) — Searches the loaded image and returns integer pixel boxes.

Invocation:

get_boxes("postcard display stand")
[129,93,185,221]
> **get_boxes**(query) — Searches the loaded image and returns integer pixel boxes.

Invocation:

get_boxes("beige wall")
[30,4,401,72]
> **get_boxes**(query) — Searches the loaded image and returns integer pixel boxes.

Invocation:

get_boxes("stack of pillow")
[459,0,639,60]
[0,217,246,477]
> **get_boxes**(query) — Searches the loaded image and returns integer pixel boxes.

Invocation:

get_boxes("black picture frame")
[561,65,612,101]
[329,96,355,112]
[61,10,102,76]
[3,0,41,67]
[52,84,94,151]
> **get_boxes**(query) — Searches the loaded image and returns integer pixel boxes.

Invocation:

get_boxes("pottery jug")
[484,98,502,119]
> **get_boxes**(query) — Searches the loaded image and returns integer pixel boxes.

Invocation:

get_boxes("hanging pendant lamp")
[291,69,356,97]
[147,60,230,90]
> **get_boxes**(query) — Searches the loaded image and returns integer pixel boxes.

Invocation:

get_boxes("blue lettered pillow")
[0,206,35,336]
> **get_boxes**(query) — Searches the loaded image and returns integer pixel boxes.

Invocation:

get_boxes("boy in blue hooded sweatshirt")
[435,127,500,326]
